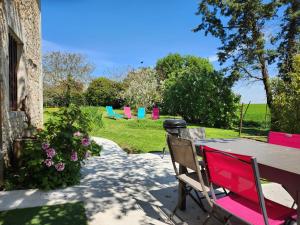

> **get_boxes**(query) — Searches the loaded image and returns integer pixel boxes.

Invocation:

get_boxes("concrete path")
[0,137,295,225]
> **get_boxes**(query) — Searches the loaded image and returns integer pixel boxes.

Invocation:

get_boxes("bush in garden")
[271,55,300,133]
[85,77,124,108]
[162,57,239,128]
[9,104,102,190]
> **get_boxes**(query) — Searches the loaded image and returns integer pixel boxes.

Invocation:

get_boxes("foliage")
[85,77,124,108]
[43,51,94,107]
[122,68,161,109]
[44,78,86,107]
[6,104,102,190]
[275,1,300,80]
[163,69,239,128]
[156,53,187,82]
[271,55,300,133]
[193,0,300,109]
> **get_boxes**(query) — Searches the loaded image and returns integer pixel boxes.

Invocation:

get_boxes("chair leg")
[203,215,211,225]
[193,190,207,212]
[169,204,178,220]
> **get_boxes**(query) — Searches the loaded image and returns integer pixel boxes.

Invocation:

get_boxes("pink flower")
[44,159,53,167]
[81,138,90,147]
[46,148,56,158]
[84,151,91,159]
[42,143,50,150]
[55,162,65,172]
[70,151,78,161]
[73,131,82,137]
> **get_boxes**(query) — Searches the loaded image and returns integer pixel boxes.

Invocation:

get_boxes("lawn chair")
[268,131,300,149]
[137,107,146,119]
[166,135,211,219]
[179,127,206,141]
[105,106,123,119]
[124,106,132,119]
[202,146,297,225]
[268,131,300,209]
[152,107,159,120]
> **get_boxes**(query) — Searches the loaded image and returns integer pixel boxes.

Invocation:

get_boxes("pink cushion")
[216,193,296,225]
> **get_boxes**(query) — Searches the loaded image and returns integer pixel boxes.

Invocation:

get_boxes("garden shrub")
[271,55,300,133]
[85,77,124,108]
[162,59,239,128]
[6,104,102,190]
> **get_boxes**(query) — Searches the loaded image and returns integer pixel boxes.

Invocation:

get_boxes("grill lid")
[163,119,187,130]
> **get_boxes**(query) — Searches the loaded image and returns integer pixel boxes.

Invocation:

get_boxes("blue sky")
[42,0,267,103]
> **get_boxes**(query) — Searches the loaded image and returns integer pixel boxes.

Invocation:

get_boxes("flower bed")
[4,104,102,190]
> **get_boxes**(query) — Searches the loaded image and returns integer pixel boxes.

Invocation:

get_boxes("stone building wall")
[0,0,42,184]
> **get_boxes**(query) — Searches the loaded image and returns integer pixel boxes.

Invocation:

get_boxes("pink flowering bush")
[12,104,102,190]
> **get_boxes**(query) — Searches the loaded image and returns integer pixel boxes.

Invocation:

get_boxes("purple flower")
[44,159,53,167]
[55,162,65,172]
[42,143,50,150]
[46,148,56,159]
[81,138,90,147]
[70,151,78,161]
[73,131,82,137]
[84,151,91,159]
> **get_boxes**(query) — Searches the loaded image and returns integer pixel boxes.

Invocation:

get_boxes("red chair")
[202,146,297,225]
[268,131,300,149]
[152,107,159,120]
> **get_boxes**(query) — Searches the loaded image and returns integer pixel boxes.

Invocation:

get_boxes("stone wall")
[0,0,42,185]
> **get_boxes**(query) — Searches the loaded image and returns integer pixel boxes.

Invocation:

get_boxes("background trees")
[43,52,94,106]
[272,55,300,133]
[121,68,160,110]
[194,0,300,111]
[85,77,124,108]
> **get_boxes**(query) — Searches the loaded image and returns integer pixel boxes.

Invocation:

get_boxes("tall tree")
[122,68,160,110]
[194,1,278,109]
[275,0,300,80]
[43,51,94,106]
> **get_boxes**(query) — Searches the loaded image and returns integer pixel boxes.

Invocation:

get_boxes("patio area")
[0,137,294,225]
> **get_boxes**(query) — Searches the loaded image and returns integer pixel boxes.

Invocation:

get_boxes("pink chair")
[152,107,159,120]
[123,106,132,119]
[268,131,300,149]
[202,146,297,225]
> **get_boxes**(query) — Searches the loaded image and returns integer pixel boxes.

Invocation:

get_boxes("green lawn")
[44,106,267,153]
[0,202,87,225]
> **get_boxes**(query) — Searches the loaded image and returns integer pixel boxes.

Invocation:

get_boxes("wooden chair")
[166,134,212,219]
[179,127,206,141]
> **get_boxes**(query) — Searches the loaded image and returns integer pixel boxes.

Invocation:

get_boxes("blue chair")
[106,106,123,119]
[137,107,146,119]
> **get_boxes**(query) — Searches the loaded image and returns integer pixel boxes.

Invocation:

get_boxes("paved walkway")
[0,137,295,225]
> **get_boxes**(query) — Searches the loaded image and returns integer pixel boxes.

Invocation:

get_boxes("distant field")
[242,104,270,127]
[44,105,267,153]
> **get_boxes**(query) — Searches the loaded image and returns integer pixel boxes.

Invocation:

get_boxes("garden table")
[177,138,300,224]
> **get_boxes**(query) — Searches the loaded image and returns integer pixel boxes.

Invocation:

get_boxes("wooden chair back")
[179,128,206,141]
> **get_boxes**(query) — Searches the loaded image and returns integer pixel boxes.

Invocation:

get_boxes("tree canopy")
[194,0,300,109]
